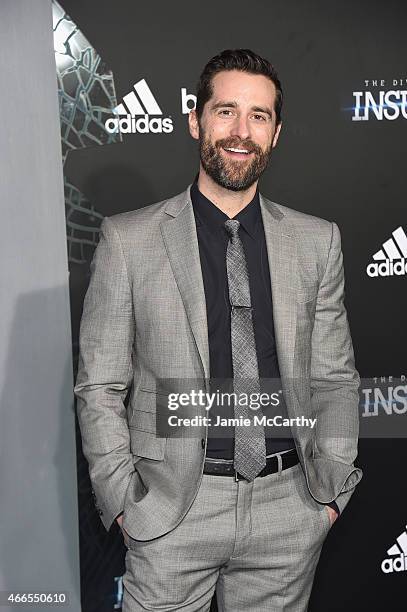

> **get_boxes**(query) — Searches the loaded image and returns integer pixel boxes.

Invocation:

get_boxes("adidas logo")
[381,525,407,573]
[105,79,173,134]
[366,226,407,277]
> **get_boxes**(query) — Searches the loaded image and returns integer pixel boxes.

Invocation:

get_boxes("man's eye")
[252,114,267,121]
[218,109,233,116]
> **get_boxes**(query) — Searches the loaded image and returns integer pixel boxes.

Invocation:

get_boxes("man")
[74,49,362,611]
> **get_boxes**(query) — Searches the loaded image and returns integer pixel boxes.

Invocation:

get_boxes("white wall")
[0,1,81,610]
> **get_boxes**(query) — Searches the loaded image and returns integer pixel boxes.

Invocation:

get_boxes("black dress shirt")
[190,179,340,517]
[190,179,295,459]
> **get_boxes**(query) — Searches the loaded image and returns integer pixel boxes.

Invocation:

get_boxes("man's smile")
[221,146,255,159]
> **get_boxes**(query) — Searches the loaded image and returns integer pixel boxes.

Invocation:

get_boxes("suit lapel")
[160,187,298,383]
[260,194,297,380]
[160,186,210,380]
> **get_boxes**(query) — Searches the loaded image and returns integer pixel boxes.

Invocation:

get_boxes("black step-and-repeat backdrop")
[52,0,407,609]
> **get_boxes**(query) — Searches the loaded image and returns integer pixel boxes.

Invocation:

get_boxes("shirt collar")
[190,177,261,240]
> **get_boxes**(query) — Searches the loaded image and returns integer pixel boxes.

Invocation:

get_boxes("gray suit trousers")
[122,460,331,612]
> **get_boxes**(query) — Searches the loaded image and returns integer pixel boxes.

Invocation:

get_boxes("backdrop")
[53,0,407,609]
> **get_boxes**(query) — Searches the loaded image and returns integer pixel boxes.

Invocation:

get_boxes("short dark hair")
[195,48,283,125]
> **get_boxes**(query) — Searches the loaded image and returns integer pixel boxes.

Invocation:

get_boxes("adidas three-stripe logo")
[381,525,407,573]
[105,78,173,134]
[367,226,407,277]
[113,79,162,116]
[373,226,407,261]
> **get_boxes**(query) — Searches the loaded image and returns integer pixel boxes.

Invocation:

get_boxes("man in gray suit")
[74,49,362,611]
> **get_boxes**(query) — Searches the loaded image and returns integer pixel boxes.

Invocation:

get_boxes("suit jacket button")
[201,438,205,449]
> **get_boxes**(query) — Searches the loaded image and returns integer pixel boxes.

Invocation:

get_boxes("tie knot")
[224,219,240,238]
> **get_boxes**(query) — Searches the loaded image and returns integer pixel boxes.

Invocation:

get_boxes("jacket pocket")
[129,428,166,460]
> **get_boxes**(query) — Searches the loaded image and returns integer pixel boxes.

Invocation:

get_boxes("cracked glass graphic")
[52,4,126,611]
[53,0,121,264]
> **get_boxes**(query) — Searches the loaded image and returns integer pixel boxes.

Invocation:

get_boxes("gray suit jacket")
[74,185,363,540]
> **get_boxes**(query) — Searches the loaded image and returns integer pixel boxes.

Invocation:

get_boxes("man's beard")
[199,128,273,192]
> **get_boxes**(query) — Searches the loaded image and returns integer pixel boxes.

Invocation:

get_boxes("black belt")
[203,448,299,481]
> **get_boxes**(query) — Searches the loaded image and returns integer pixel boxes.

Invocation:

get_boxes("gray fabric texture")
[122,463,331,611]
[74,185,362,539]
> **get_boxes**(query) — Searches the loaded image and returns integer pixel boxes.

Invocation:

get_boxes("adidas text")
[105,115,173,134]
[366,259,407,277]
[381,554,407,573]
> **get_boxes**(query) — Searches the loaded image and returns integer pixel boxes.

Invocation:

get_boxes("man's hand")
[325,505,339,526]
[116,513,131,547]
[116,513,124,528]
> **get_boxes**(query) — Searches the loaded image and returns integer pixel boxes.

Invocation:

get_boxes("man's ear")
[272,121,282,148]
[188,109,200,140]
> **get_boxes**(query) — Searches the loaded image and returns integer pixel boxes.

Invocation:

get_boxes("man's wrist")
[326,501,340,516]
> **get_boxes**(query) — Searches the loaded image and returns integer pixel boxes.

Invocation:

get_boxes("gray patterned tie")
[224,219,266,481]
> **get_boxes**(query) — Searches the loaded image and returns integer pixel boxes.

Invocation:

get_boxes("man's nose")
[229,113,250,140]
